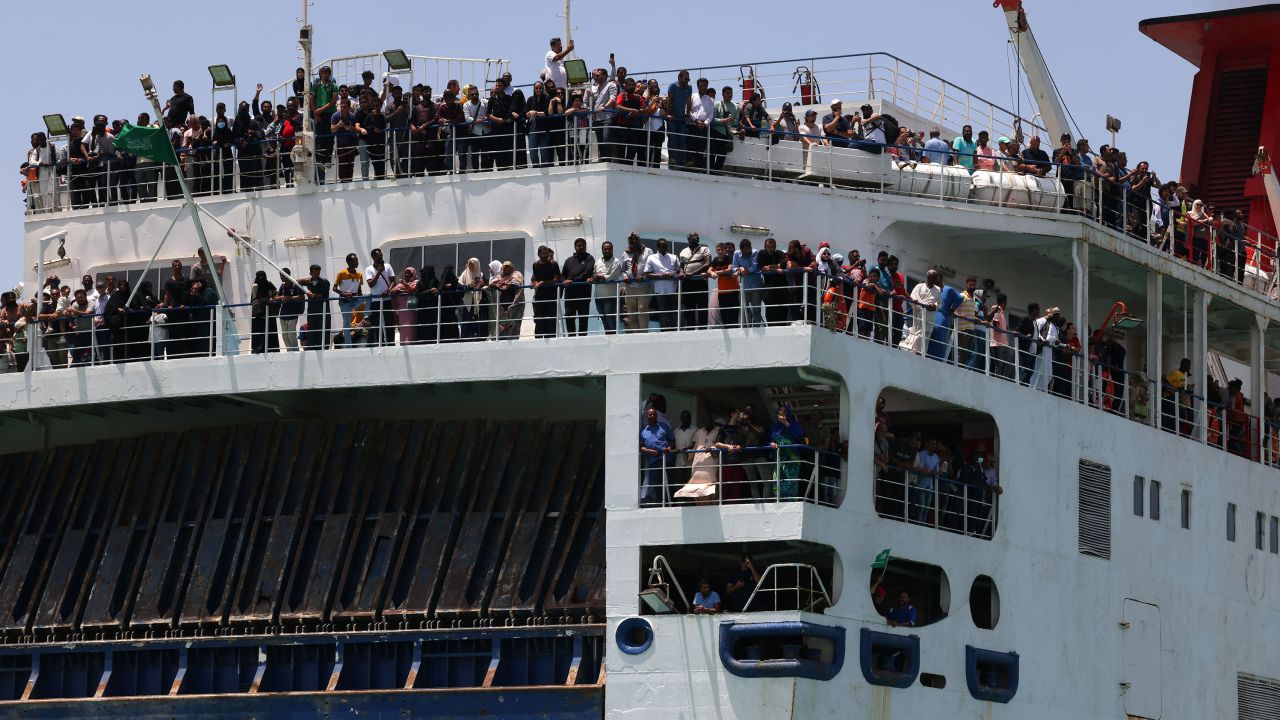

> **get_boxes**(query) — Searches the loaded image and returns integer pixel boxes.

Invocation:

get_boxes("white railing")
[742,563,832,613]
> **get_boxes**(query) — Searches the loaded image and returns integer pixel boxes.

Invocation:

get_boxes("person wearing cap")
[310,66,338,183]
[922,129,950,165]
[771,102,800,144]
[822,100,852,148]
[855,103,885,145]
[799,109,828,150]
[1029,306,1060,392]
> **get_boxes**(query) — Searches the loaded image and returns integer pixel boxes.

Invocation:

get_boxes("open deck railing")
[6,268,1272,476]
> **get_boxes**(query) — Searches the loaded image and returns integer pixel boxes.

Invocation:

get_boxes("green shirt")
[952,137,977,171]
[311,80,337,115]
[713,100,741,137]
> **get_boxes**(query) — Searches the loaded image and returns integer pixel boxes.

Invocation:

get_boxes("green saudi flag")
[114,123,179,165]
[871,548,891,569]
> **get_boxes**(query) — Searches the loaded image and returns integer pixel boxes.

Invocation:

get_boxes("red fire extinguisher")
[792,66,820,106]
[740,65,756,103]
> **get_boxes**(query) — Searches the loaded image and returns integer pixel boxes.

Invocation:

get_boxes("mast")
[564,0,573,58]
[295,0,316,186]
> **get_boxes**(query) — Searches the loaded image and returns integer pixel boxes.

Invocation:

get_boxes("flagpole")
[139,74,228,309]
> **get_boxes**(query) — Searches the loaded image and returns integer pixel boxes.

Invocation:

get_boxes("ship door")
[1121,599,1161,719]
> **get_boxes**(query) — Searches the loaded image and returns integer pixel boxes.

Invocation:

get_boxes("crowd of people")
[20,37,1267,291]
[638,393,842,507]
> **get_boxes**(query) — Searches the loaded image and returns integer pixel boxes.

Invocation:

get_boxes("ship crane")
[993,0,1073,143]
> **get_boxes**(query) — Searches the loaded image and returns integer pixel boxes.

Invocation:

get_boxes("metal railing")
[638,444,841,508]
[26,112,1277,305]
[741,563,832,614]
[874,470,998,539]
[5,266,1273,475]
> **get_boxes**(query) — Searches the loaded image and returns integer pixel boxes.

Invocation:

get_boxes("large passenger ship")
[4,2,1280,718]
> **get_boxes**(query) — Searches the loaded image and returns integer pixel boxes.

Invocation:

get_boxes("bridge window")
[639,372,844,508]
[874,389,998,539]
[386,237,525,281]
[638,541,838,616]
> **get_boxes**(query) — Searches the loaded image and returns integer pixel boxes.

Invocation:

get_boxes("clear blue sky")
[4,0,1245,293]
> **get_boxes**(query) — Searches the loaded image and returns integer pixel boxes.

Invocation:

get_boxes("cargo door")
[1122,599,1161,719]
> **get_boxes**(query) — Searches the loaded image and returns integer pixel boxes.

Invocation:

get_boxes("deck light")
[542,216,584,228]
[639,587,677,614]
[139,74,157,100]
[383,50,411,72]
[42,114,68,138]
[208,64,236,88]
[730,224,771,236]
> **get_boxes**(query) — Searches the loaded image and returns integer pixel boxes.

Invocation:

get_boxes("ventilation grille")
[1077,460,1111,559]
[1238,673,1280,720]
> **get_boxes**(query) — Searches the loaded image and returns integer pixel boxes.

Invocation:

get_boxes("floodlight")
[208,64,236,88]
[42,114,68,137]
[383,49,411,72]
[564,59,590,86]
[639,587,677,614]
[1105,115,1122,133]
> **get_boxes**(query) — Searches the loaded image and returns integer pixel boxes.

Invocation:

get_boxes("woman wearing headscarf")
[414,266,440,344]
[126,280,158,361]
[388,267,419,344]
[1187,198,1211,268]
[438,265,461,342]
[103,279,130,363]
[457,257,485,340]
[490,261,525,339]
[234,101,263,191]
[486,259,503,337]
[250,270,278,354]
[769,405,805,499]
[674,413,741,505]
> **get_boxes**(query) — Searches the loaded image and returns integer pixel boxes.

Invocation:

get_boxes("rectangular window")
[1132,476,1144,517]
[1149,480,1161,521]
[1180,489,1190,529]
[1227,504,1236,542]
[1271,517,1279,555]
[387,238,527,279]
[1258,513,1267,551]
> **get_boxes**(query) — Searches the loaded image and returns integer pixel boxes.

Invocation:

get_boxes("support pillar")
[1191,290,1210,443]
[1252,315,1269,459]
[1146,271,1163,428]
[605,373,642,510]
[1072,239,1089,403]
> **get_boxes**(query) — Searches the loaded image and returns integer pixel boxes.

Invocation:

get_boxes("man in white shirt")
[543,37,573,90]
[588,67,618,161]
[687,79,715,170]
[621,233,653,333]
[593,240,624,334]
[1029,307,1059,392]
[644,238,679,331]
[899,269,941,354]
[672,410,696,469]
[462,85,488,170]
[364,248,396,347]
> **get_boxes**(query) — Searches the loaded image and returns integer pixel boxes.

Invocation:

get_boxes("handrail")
[741,563,832,613]
[645,555,691,613]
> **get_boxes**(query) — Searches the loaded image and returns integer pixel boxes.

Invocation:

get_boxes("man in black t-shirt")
[163,80,196,130]
[878,431,920,520]
[300,264,331,350]
[1020,135,1051,177]
[560,238,596,337]
[163,258,192,356]
[724,555,762,612]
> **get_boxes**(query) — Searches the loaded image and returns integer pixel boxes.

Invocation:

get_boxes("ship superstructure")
[3,7,1280,720]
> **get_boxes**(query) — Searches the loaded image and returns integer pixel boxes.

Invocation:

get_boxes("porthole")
[969,575,1000,630]
[616,617,654,655]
